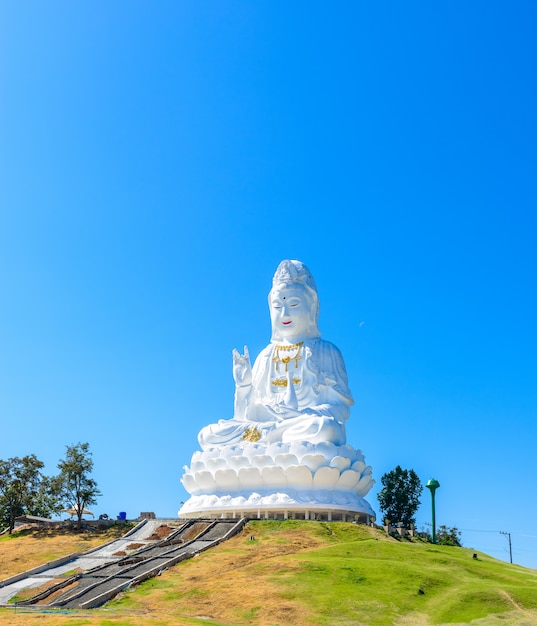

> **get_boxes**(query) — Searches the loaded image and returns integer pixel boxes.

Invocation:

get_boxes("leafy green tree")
[0,455,62,533]
[436,525,462,546]
[57,443,101,530]
[28,474,64,519]
[377,465,423,528]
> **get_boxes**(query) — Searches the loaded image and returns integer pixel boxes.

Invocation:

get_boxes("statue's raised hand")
[232,346,252,388]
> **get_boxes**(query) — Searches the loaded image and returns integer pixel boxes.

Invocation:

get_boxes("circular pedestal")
[179,493,375,522]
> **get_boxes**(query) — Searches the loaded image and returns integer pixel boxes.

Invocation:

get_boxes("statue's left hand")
[233,346,252,387]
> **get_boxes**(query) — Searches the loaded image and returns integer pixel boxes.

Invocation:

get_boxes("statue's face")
[270,284,312,341]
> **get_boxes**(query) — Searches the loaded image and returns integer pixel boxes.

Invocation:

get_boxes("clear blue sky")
[1,2,536,568]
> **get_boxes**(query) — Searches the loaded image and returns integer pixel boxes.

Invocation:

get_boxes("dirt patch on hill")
[0,523,325,625]
[146,524,177,541]
[0,525,132,579]
[110,524,328,625]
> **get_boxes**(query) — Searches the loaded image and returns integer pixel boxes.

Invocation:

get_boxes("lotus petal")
[286,465,313,489]
[193,470,216,491]
[274,453,299,469]
[330,456,351,471]
[355,475,374,497]
[190,461,206,472]
[301,454,327,472]
[332,491,353,505]
[363,465,373,476]
[261,466,288,488]
[335,469,360,490]
[214,469,240,490]
[219,445,243,460]
[351,460,366,473]
[238,467,263,488]
[207,457,227,471]
[296,491,316,503]
[338,445,359,460]
[315,441,337,459]
[181,473,197,493]
[250,454,274,468]
[266,442,285,458]
[229,455,250,470]
[315,489,333,503]
[242,443,263,459]
[230,495,246,506]
[288,441,313,459]
[313,466,340,489]
[201,448,219,459]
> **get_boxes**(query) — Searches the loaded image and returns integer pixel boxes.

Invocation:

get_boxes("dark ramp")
[21,518,245,610]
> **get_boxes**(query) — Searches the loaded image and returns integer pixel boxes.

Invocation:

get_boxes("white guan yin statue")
[179,260,375,521]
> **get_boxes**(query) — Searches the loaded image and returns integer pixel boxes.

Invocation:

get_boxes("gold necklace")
[272,341,303,373]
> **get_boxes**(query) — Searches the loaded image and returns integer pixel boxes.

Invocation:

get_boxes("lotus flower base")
[179,441,376,522]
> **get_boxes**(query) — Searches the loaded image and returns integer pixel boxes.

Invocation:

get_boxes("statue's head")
[269,260,321,342]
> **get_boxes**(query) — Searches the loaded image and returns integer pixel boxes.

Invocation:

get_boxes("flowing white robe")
[198,339,354,449]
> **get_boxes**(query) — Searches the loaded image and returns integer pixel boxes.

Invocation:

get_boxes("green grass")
[3,520,537,625]
[258,527,537,625]
[223,521,536,625]
[0,529,30,541]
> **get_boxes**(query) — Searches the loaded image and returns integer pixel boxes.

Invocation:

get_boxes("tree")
[377,465,423,528]
[436,525,462,546]
[0,455,61,533]
[28,474,64,519]
[57,443,101,530]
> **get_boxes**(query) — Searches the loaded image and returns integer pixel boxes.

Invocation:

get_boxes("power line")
[460,528,515,563]
[500,531,513,564]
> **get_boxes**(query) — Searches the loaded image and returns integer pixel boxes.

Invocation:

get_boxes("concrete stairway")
[17,518,245,609]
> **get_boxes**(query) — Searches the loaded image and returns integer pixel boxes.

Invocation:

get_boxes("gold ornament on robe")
[272,377,301,387]
[271,342,303,388]
[241,426,262,442]
[272,342,303,372]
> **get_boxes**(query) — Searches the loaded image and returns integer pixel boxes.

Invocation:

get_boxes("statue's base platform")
[179,491,375,523]
[179,440,376,523]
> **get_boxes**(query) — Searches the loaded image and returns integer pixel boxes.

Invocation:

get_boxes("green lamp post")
[426,478,440,543]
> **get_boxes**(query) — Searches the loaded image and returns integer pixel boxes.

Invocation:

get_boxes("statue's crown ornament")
[272,260,318,293]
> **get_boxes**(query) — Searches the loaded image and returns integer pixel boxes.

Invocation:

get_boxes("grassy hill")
[1,520,536,625]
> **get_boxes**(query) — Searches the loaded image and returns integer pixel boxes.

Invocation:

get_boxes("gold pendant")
[271,342,303,373]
